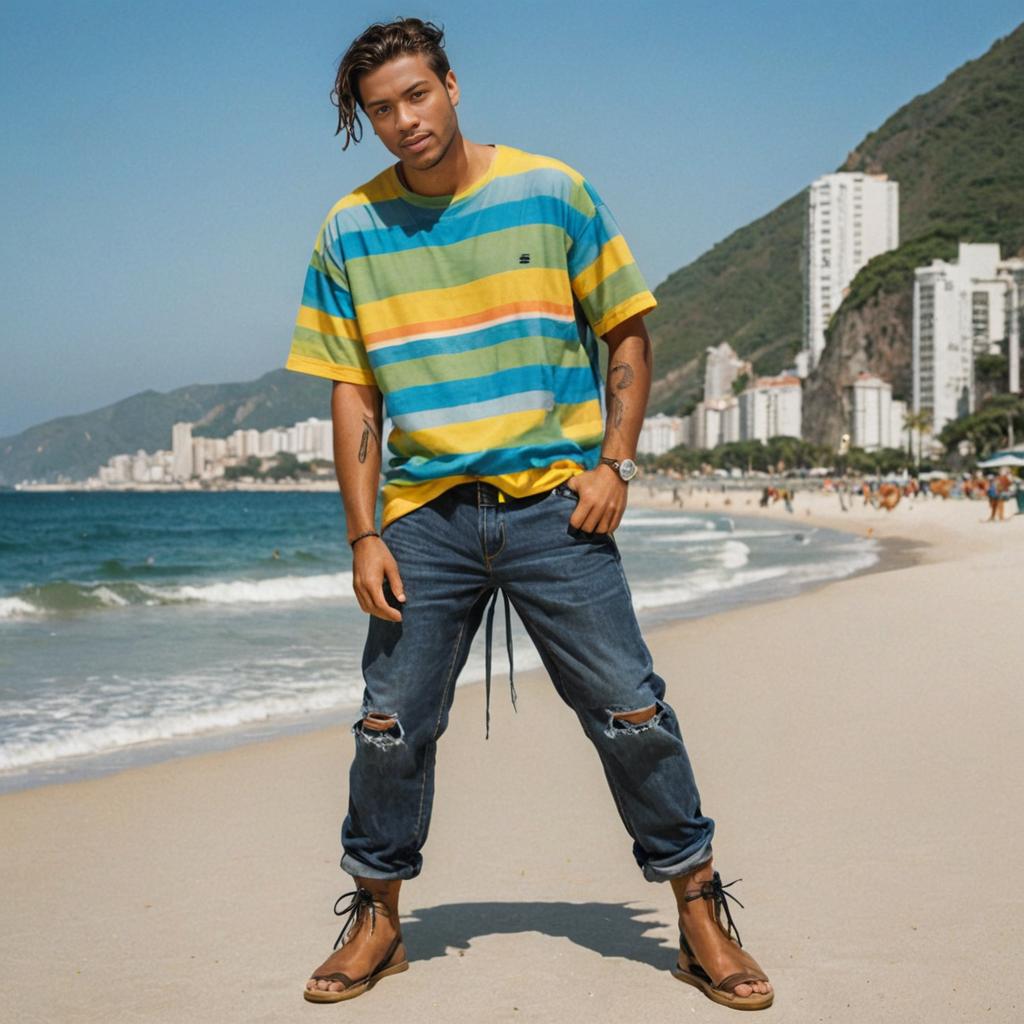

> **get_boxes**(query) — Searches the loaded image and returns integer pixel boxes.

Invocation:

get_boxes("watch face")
[619,458,638,481]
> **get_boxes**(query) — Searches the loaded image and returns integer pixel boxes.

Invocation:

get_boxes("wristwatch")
[599,456,638,482]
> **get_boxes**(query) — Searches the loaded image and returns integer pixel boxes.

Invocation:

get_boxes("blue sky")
[1,1,1021,438]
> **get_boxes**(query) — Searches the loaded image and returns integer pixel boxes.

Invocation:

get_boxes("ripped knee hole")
[362,712,398,732]
[611,704,659,726]
[354,712,404,746]
[605,702,664,737]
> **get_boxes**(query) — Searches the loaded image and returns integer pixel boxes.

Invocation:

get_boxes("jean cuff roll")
[340,852,421,882]
[640,840,714,883]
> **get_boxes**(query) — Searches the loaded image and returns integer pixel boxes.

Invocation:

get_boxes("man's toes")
[327,981,344,992]
[306,979,317,990]
[733,982,753,997]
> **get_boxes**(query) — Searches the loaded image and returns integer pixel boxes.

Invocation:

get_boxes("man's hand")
[566,466,628,534]
[351,537,406,621]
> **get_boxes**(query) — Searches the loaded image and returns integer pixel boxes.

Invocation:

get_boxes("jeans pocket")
[551,483,580,502]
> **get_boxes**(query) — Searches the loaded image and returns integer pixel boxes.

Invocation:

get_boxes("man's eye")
[411,91,425,100]
[373,106,389,117]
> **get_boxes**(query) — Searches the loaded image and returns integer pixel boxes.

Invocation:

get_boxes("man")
[285,18,773,1011]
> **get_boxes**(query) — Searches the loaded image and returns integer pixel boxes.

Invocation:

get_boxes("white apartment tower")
[704,343,752,400]
[638,413,685,456]
[800,172,900,374]
[171,421,193,480]
[913,243,1011,433]
[847,373,907,451]
[738,375,803,443]
[997,257,1024,394]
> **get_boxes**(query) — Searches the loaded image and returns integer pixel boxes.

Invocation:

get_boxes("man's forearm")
[601,314,652,459]
[330,381,384,540]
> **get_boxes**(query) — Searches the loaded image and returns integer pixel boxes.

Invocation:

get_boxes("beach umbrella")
[983,444,1024,461]
[977,454,1024,469]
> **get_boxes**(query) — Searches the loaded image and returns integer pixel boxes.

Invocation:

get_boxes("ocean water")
[0,491,877,791]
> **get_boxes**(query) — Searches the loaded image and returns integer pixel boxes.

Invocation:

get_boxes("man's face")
[359,53,460,174]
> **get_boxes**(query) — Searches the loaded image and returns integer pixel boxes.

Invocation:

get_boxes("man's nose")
[395,102,419,131]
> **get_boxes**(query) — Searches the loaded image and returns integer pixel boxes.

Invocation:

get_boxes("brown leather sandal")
[303,887,409,1004]
[672,871,773,1011]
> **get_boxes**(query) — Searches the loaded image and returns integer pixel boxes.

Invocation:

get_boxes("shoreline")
[0,499,898,796]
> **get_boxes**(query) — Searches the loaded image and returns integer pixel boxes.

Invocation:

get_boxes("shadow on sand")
[398,901,678,970]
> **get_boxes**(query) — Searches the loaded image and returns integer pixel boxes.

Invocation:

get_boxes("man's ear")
[445,69,460,108]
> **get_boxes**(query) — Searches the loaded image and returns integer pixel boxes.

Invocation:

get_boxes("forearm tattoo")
[357,416,380,464]
[610,362,634,391]
[608,362,634,430]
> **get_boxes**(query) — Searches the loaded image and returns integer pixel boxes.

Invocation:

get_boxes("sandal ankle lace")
[683,870,746,947]
[331,887,393,951]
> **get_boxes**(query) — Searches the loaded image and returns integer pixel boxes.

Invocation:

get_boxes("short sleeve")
[565,178,657,337]
[284,216,376,385]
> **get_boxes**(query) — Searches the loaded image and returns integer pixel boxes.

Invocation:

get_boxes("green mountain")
[0,370,332,485]
[647,21,1024,414]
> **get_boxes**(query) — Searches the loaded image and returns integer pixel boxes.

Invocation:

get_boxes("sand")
[1,488,1021,1023]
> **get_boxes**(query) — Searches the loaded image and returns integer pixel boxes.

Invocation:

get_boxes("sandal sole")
[303,959,409,1003]
[672,966,773,1011]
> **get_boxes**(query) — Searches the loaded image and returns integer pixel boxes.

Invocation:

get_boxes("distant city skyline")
[2,2,1022,438]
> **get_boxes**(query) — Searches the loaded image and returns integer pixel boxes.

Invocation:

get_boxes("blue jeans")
[340,481,715,882]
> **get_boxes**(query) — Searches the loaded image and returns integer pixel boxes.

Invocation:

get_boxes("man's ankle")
[671,861,714,897]
[352,877,402,929]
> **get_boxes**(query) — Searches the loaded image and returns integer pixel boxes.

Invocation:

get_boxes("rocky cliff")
[802,289,912,450]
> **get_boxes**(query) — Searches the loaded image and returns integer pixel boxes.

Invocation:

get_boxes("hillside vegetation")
[647,22,1024,415]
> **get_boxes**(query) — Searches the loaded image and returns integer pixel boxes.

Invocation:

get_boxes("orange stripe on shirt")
[362,299,574,348]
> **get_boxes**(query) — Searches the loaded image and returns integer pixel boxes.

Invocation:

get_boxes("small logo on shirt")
[518,253,531,264]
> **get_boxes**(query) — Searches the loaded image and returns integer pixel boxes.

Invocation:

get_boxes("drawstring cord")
[483,587,516,739]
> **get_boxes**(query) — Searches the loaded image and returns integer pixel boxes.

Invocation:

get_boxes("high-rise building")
[171,422,193,480]
[704,343,752,400]
[638,413,685,455]
[913,243,1009,433]
[684,397,741,449]
[800,172,900,375]
[738,375,802,442]
[847,373,907,451]
[997,258,1024,394]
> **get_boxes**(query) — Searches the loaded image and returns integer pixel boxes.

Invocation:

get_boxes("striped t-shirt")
[285,144,656,527]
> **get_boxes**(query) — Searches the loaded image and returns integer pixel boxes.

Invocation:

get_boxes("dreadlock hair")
[332,18,450,151]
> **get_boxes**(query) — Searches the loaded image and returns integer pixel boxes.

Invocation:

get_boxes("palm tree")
[903,409,933,466]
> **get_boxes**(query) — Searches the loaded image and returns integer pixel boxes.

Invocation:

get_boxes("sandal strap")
[311,971,354,985]
[312,935,404,991]
[715,970,769,994]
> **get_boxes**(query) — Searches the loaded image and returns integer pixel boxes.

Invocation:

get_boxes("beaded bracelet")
[349,530,380,548]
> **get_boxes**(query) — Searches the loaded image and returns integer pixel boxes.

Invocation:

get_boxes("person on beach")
[284,18,772,1012]
[986,474,1002,521]
[997,470,1013,521]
